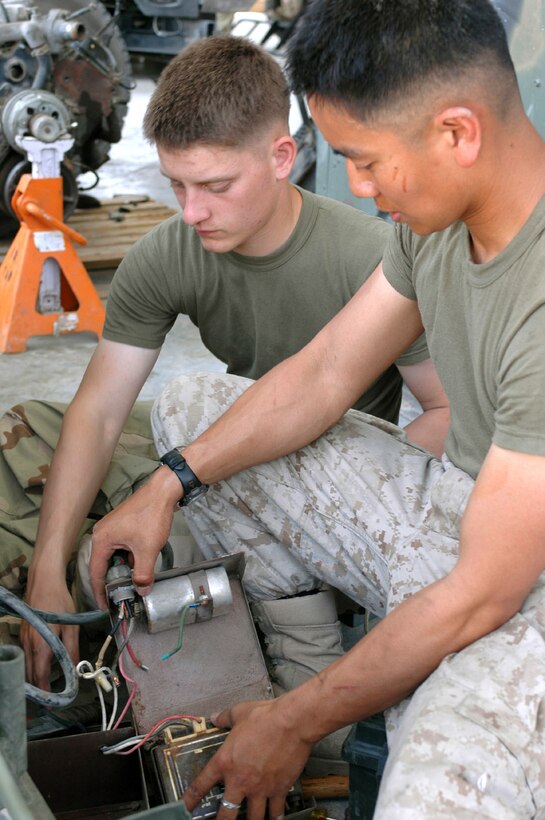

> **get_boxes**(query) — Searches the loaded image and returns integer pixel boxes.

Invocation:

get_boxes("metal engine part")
[2,88,71,146]
[0,0,132,219]
[105,559,234,632]
[143,564,233,633]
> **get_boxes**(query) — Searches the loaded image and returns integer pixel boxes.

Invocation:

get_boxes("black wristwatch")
[159,449,209,507]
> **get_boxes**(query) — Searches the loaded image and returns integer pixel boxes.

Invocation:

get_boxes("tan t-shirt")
[384,196,545,477]
[104,186,429,422]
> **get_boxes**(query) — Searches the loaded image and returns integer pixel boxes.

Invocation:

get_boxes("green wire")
[161,604,192,661]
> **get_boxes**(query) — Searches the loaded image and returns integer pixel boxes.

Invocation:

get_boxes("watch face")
[179,483,209,508]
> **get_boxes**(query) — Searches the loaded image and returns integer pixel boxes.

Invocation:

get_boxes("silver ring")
[221,799,242,811]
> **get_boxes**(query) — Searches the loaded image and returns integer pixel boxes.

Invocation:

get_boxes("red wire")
[120,617,146,668]
[117,713,202,755]
[113,651,138,730]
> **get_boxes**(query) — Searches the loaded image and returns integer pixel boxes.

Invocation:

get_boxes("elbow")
[457,595,523,649]
[441,572,524,650]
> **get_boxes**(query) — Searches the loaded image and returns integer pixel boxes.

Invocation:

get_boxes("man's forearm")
[279,571,512,744]
[404,406,450,457]
[297,444,545,741]
[181,349,374,485]
[179,272,426,485]
[29,401,124,583]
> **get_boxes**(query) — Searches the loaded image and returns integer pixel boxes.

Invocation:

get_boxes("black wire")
[0,587,78,708]
[109,615,123,637]
[111,616,134,673]
[0,602,107,625]
[77,166,100,191]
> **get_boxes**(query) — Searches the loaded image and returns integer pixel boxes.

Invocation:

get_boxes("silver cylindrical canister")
[143,565,232,633]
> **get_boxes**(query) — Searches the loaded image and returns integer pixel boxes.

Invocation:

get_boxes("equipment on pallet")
[0,0,132,222]
[0,106,105,353]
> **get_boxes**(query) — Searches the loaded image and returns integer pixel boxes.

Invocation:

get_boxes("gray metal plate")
[113,565,272,734]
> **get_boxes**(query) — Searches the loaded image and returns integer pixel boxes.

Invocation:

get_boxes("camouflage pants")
[152,373,545,819]
[0,400,160,596]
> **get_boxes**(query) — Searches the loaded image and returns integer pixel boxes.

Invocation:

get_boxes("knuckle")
[185,781,203,801]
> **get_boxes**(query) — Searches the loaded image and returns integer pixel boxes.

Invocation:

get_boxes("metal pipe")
[0,645,26,778]
[15,20,47,50]
[0,752,36,820]
[0,646,57,819]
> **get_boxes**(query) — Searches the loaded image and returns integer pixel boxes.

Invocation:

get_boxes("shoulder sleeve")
[381,224,428,365]
[394,332,429,366]
[342,211,392,296]
[493,305,545,456]
[103,217,184,349]
[382,223,418,301]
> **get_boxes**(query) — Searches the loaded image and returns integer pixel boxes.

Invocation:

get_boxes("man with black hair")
[18,33,448,779]
[84,1,545,814]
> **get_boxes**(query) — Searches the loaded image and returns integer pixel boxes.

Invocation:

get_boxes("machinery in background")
[97,2,316,187]
[0,108,106,353]
[0,0,132,223]
[102,0,254,61]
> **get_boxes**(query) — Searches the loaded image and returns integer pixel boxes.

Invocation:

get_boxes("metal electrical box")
[106,553,272,734]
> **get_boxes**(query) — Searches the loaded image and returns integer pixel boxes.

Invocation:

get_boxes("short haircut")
[144,35,290,149]
[286,0,519,124]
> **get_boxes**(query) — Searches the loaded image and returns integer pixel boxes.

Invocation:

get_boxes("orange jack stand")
[0,174,105,353]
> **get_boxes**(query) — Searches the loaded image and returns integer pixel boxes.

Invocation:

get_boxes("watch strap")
[159,449,208,507]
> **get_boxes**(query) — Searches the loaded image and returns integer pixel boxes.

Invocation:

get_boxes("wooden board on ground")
[0,194,177,277]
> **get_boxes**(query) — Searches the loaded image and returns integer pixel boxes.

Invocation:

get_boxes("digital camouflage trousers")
[152,372,545,820]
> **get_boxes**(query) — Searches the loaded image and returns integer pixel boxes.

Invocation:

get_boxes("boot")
[251,590,351,776]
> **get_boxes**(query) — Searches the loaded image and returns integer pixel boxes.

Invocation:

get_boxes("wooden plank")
[69,204,173,224]
[0,197,177,278]
[77,219,175,241]
[300,775,349,800]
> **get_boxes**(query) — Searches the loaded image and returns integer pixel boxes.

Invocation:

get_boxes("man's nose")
[181,190,210,226]
[346,162,380,200]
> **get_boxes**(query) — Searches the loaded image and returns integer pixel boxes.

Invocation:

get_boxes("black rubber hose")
[0,603,107,625]
[0,587,78,708]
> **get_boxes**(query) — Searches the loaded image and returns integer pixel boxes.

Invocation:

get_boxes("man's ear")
[272,135,297,179]
[434,106,482,168]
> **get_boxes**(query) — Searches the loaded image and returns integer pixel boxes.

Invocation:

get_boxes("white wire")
[106,679,119,731]
[101,735,145,754]
[97,682,107,731]
[76,659,117,732]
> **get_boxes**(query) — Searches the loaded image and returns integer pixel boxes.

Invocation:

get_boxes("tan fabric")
[151,371,545,818]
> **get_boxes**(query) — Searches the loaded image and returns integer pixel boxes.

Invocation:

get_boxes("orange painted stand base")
[0,174,105,353]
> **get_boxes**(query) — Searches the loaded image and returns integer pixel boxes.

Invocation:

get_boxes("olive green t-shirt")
[383,195,545,478]
[104,186,429,422]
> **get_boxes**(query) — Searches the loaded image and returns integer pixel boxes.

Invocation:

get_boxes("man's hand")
[21,579,79,690]
[89,465,182,607]
[185,700,313,820]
